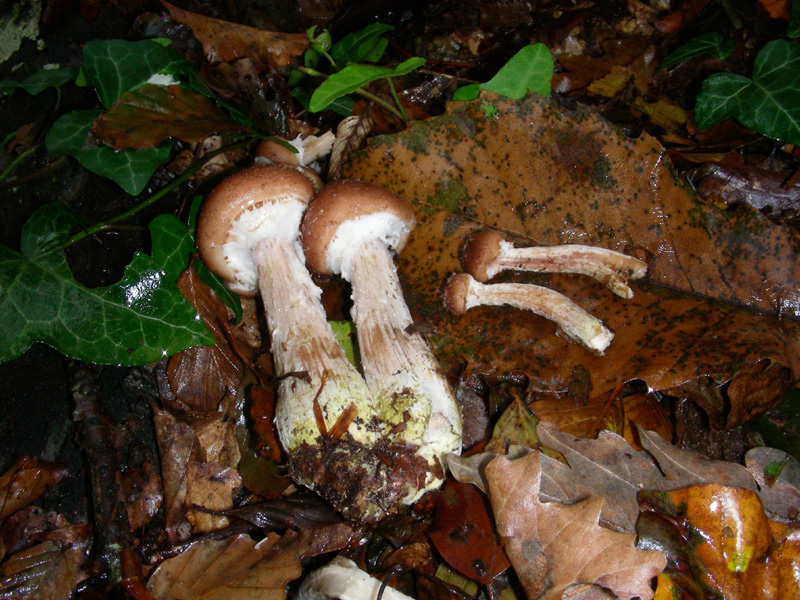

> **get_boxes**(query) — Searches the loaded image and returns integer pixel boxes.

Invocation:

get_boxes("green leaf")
[452,83,480,102]
[329,23,394,66]
[330,320,359,368]
[292,86,354,116]
[45,110,171,195]
[791,0,800,38]
[309,57,426,112]
[695,40,800,146]
[661,33,735,70]
[83,39,190,108]
[0,67,78,96]
[480,43,553,99]
[0,203,213,366]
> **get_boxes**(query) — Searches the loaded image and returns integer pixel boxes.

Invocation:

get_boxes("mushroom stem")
[463,230,647,299]
[443,273,614,354]
[348,239,462,467]
[253,237,377,451]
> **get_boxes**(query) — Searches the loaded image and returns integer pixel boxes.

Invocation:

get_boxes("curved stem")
[64,137,256,249]
[0,144,40,184]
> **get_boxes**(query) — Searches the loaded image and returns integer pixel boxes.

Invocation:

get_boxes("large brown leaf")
[484,451,666,600]
[162,2,308,69]
[0,456,68,522]
[343,93,800,426]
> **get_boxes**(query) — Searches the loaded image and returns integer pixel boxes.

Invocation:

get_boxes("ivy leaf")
[309,57,426,112]
[791,0,800,37]
[92,84,250,150]
[329,23,394,66]
[0,66,78,96]
[45,110,171,195]
[454,44,553,101]
[0,203,213,366]
[660,33,735,70]
[83,39,190,108]
[695,40,800,146]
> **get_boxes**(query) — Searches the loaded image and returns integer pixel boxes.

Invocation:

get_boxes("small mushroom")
[443,273,615,354]
[298,556,414,600]
[301,180,463,504]
[255,133,336,190]
[196,165,387,517]
[462,229,647,298]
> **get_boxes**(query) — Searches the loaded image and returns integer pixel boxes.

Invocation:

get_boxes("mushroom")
[298,556,414,600]
[462,229,647,299]
[301,180,463,505]
[255,133,336,190]
[443,273,615,354]
[196,165,388,518]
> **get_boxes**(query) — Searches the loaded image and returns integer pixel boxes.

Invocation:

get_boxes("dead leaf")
[342,93,800,433]
[153,408,195,543]
[119,462,163,530]
[92,84,249,150]
[744,447,800,523]
[184,462,242,533]
[162,1,308,69]
[484,451,666,600]
[429,479,510,584]
[146,530,305,600]
[0,456,68,522]
[485,393,540,453]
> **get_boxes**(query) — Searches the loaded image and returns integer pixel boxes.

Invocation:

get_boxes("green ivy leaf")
[45,110,171,195]
[83,39,190,108]
[481,43,553,99]
[0,203,213,366]
[0,67,78,96]
[661,33,735,70]
[309,56,426,112]
[453,44,553,101]
[695,40,800,146]
[790,0,800,38]
[329,23,394,66]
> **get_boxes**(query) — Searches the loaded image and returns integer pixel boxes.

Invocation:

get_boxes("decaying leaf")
[0,456,68,522]
[484,451,666,600]
[153,408,195,543]
[184,462,242,533]
[146,530,305,600]
[162,1,308,69]
[92,84,249,150]
[343,93,800,435]
[744,447,800,523]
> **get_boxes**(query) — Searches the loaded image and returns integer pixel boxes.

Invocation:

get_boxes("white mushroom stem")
[443,273,614,355]
[347,239,462,485]
[490,242,646,298]
[253,237,377,452]
[463,230,647,299]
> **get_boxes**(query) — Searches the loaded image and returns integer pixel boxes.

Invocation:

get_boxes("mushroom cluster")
[443,230,647,354]
[197,164,461,521]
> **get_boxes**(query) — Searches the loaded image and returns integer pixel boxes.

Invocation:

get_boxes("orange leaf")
[161,1,308,69]
[0,456,68,521]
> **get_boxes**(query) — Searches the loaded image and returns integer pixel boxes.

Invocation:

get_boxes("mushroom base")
[289,436,444,522]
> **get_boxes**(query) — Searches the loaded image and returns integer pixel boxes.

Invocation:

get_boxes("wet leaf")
[0,67,78,96]
[146,530,304,600]
[342,93,800,428]
[660,33,734,70]
[485,451,666,600]
[485,395,540,453]
[0,539,86,600]
[162,1,308,69]
[429,479,510,584]
[454,44,554,101]
[92,84,249,150]
[0,457,68,522]
[744,447,800,522]
[0,203,213,366]
[184,462,242,533]
[696,40,800,146]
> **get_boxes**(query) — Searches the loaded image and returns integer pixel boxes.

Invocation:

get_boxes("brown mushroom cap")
[255,138,301,166]
[301,180,416,276]
[197,164,316,295]
[461,229,504,282]
[442,273,472,315]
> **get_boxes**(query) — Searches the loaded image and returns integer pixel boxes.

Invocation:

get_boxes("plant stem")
[385,79,409,121]
[64,137,256,248]
[0,144,40,184]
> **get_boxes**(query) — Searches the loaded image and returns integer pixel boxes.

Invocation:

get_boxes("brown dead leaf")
[162,1,308,69]
[153,408,195,543]
[92,84,249,150]
[119,462,163,530]
[758,0,791,20]
[146,530,305,600]
[0,456,68,522]
[485,451,666,600]
[184,462,242,533]
[342,93,800,435]
[744,447,800,523]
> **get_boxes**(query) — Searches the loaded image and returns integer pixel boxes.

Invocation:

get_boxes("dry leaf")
[342,93,800,435]
[147,530,305,600]
[485,451,666,600]
[162,1,308,69]
[153,408,195,543]
[0,456,68,522]
[92,84,249,150]
[119,462,163,530]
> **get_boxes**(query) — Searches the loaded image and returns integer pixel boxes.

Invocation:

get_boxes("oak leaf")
[485,451,666,600]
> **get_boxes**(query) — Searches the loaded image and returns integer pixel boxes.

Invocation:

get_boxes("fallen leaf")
[342,93,800,434]
[153,408,195,543]
[0,456,68,522]
[162,1,308,69]
[484,451,666,600]
[744,447,800,522]
[184,462,242,533]
[429,479,510,584]
[485,393,540,453]
[119,462,163,530]
[92,84,249,150]
[146,530,305,600]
